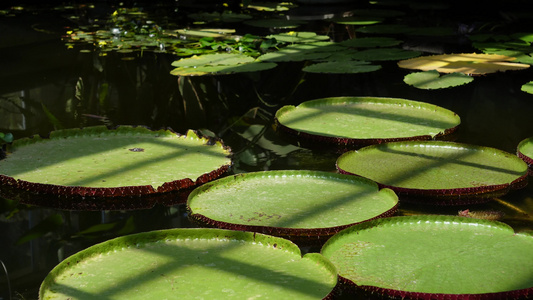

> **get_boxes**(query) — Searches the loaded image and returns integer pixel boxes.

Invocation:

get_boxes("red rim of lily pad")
[274,96,460,151]
[321,216,533,300]
[517,137,533,176]
[336,141,529,205]
[0,126,232,210]
[187,170,399,246]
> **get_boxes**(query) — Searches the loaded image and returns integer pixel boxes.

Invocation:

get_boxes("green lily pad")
[170,53,277,76]
[188,170,398,245]
[0,126,232,210]
[321,215,533,298]
[40,228,337,299]
[336,141,529,205]
[274,97,460,150]
[404,70,474,89]
[518,137,533,175]
[302,61,381,74]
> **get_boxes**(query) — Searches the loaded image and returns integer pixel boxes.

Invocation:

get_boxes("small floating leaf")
[404,70,474,89]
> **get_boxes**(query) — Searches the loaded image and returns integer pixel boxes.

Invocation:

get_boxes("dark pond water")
[1,0,533,299]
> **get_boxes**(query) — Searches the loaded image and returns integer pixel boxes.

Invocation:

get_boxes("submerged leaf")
[16,214,64,245]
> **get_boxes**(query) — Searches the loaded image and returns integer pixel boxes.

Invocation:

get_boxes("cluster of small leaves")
[194,34,278,57]
[470,32,533,93]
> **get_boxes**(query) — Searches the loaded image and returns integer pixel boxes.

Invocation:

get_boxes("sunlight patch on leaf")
[398,53,530,75]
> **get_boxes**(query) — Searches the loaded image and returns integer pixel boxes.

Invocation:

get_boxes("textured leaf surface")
[188,170,398,229]
[322,215,533,295]
[40,229,337,300]
[336,141,528,190]
[0,126,231,189]
[276,97,460,140]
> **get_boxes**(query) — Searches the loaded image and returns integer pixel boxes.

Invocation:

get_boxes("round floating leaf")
[188,170,398,245]
[0,126,232,210]
[338,37,402,48]
[404,70,474,89]
[336,141,529,205]
[521,81,533,94]
[275,97,460,149]
[321,215,533,298]
[303,61,381,74]
[244,18,306,29]
[40,228,337,299]
[266,31,330,43]
[518,137,533,174]
[398,53,530,75]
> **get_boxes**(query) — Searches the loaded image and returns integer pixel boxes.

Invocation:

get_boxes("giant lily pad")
[40,228,337,299]
[321,215,533,299]
[336,141,529,205]
[518,137,533,175]
[0,126,232,210]
[274,97,460,150]
[398,53,530,75]
[188,170,398,245]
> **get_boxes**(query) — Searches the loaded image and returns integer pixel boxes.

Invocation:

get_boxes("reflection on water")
[1,1,533,299]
